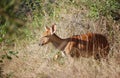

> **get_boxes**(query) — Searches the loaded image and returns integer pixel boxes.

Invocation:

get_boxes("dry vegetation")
[0,0,120,78]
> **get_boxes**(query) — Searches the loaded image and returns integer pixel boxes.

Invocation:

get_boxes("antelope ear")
[45,26,50,31]
[50,24,56,34]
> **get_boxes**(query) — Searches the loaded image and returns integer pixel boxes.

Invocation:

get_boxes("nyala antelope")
[39,24,109,60]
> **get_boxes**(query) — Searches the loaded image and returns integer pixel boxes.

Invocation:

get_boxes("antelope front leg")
[64,43,75,64]
[61,51,66,57]
[64,42,73,57]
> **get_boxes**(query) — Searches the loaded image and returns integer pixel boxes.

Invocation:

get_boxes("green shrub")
[85,0,120,19]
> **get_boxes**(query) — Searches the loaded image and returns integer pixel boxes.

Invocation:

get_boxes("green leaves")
[0,37,3,42]
[8,51,19,58]
[0,51,19,63]
[85,0,120,19]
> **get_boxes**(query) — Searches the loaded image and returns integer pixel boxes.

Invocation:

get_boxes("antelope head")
[39,24,56,46]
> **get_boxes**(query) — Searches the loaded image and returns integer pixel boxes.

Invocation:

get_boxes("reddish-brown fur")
[39,24,109,59]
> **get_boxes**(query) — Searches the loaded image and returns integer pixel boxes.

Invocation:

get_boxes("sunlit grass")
[0,0,120,78]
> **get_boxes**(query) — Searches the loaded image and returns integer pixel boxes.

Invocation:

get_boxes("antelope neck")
[49,33,67,50]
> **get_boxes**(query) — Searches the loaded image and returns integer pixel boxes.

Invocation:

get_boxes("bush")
[85,0,120,19]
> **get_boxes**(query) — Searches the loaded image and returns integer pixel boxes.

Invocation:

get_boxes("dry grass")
[1,0,120,78]
[1,42,120,78]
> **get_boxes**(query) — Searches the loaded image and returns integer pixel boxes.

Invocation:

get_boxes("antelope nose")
[39,43,44,46]
[39,43,42,46]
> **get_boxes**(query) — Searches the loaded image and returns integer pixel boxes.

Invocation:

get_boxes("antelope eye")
[44,36,48,37]
[44,35,50,37]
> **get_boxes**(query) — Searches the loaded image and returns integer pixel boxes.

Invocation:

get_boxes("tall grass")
[0,0,120,78]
